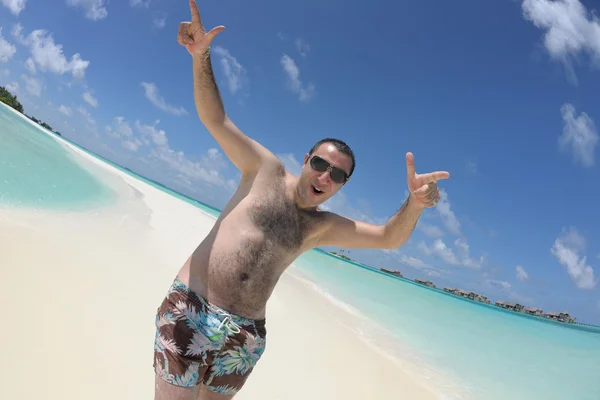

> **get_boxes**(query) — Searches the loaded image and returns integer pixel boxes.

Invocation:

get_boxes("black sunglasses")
[309,155,349,184]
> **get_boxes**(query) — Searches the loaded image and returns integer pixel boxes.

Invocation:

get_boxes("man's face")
[296,143,353,209]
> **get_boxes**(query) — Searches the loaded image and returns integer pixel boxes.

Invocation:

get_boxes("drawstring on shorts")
[213,308,242,334]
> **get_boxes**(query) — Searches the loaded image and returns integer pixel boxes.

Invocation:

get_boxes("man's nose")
[317,169,332,184]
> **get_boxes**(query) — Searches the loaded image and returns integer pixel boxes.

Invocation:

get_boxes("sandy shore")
[0,106,438,399]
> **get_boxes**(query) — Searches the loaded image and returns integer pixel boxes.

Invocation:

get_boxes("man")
[153,1,450,399]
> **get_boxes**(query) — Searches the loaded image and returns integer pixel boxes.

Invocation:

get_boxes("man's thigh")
[155,375,201,400]
[198,383,236,400]
[154,375,236,400]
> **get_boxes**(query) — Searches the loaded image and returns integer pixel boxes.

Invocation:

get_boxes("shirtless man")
[153,1,450,399]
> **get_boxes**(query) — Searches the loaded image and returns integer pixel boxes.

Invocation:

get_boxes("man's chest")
[247,196,319,252]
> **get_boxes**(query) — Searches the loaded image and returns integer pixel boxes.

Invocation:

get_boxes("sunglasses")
[309,155,349,184]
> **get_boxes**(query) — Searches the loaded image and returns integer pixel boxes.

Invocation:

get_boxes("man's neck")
[288,176,317,212]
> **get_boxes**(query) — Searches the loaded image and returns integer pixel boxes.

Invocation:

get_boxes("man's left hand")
[406,152,450,208]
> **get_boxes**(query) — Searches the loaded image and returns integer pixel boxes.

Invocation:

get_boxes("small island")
[329,251,353,262]
[444,287,576,323]
[380,267,403,277]
[377,265,579,325]
[0,86,62,136]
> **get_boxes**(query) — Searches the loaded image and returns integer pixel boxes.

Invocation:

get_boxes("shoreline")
[285,266,472,400]
[1,102,443,399]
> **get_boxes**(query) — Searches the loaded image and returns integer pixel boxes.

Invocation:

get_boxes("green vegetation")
[25,114,60,135]
[329,251,353,261]
[0,86,61,136]
[0,86,23,113]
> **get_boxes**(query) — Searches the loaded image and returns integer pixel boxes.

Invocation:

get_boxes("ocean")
[1,102,599,400]
[0,105,116,211]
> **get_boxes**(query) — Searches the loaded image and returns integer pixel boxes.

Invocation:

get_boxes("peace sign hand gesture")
[406,152,450,208]
[177,0,225,56]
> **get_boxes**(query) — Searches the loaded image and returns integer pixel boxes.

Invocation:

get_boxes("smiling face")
[294,142,354,210]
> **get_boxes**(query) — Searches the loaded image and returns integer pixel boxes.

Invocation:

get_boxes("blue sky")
[1,0,599,324]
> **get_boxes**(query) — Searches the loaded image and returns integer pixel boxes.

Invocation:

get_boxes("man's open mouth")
[311,185,324,195]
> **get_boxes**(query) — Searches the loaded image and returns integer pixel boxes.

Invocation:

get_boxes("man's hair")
[308,138,356,178]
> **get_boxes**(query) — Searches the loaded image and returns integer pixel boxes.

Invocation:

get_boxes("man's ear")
[303,153,310,164]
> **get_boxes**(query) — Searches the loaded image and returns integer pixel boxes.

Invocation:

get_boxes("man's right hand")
[177,0,225,56]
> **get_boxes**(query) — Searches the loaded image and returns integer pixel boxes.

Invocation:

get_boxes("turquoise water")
[291,250,600,399]
[2,102,599,399]
[0,104,116,210]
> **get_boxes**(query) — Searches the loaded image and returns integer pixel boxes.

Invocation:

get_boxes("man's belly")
[176,234,288,320]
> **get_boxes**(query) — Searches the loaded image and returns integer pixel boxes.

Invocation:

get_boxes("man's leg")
[155,375,201,400]
[153,278,216,400]
[198,383,236,400]
[197,319,267,400]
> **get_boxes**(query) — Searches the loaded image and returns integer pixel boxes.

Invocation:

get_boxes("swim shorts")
[153,278,267,395]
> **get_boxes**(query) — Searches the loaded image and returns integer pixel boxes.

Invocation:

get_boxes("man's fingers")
[412,182,441,207]
[207,25,226,41]
[406,152,416,179]
[177,23,193,45]
[422,170,450,182]
[425,189,439,203]
[189,0,202,23]
[413,184,429,197]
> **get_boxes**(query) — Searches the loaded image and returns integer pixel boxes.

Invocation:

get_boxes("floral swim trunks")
[153,278,267,395]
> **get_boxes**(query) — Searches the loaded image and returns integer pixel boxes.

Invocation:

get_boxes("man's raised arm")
[178,0,276,175]
[317,153,450,250]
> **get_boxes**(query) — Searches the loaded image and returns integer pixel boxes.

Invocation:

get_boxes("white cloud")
[1,0,26,15]
[15,27,90,79]
[436,189,461,236]
[484,279,534,305]
[58,105,72,116]
[419,238,484,269]
[130,0,150,7]
[21,74,42,96]
[487,279,512,291]
[559,103,598,167]
[105,116,142,151]
[295,38,311,57]
[77,106,95,125]
[465,161,478,175]
[83,91,98,107]
[11,24,25,45]
[141,82,187,116]
[419,239,459,266]
[551,226,596,290]
[153,15,167,29]
[0,28,16,63]
[106,116,133,138]
[130,119,236,190]
[66,0,108,21]
[135,119,168,147]
[5,81,19,93]
[280,54,315,102]
[277,152,303,176]
[121,138,143,152]
[521,0,600,84]
[24,57,36,74]
[516,265,529,281]
[399,254,442,277]
[380,248,445,278]
[454,238,484,268]
[212,46,247,95]
[417,222,445,238]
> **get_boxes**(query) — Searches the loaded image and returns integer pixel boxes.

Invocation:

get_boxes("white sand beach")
[0,108,439,399]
